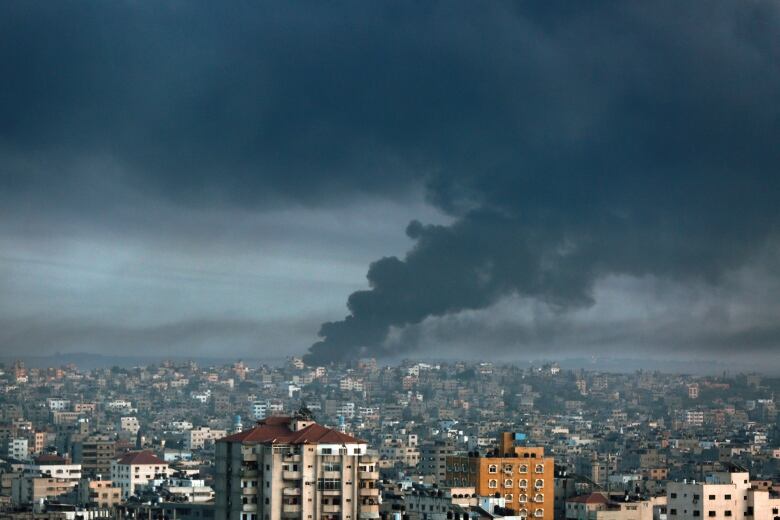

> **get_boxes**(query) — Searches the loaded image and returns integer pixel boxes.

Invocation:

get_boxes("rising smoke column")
[301,2,780,365]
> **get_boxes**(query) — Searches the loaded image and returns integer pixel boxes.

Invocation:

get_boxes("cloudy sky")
[2,1,779,368]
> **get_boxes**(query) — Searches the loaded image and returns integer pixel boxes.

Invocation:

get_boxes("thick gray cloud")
[1,1,779,364]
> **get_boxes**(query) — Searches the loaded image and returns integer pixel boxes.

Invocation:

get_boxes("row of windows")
[488,464,544,474]
[517,508,544,518]
[670,510,740,517]
[502,494,544,503]
[488,479,544,489]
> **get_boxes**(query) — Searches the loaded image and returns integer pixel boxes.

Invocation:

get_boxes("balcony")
[241,469,258,478]
[359,471,379,480]
[282,505,301,514]
[283,471,302,480]
[360,511,381,519]
[283,488,301,496]
[322,505,341,514]
[283,454,302,463]
[323,471,341,479]
[243,487,255,495]
[359,488,379,497]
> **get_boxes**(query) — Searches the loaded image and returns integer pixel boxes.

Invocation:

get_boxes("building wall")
[215,441,379,520]
[447,445,554,520]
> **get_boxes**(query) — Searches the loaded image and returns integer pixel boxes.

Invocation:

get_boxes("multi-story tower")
[72,434,116,478]
[215,408,380,520]
[446,432,555,520]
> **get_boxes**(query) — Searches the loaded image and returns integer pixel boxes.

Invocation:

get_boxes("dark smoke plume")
[304,1,780,364]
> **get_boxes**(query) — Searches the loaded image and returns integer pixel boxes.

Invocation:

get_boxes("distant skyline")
[2,2,780,369]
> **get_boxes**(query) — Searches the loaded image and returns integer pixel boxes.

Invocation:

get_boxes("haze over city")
[2,2,780,370]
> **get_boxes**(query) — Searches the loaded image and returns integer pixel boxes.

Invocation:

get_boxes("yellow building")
[446,433,554,520]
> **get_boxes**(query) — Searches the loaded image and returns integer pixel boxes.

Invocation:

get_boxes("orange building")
[446,433,554,520]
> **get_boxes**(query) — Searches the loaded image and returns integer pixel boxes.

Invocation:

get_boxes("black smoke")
[304,1,780,364]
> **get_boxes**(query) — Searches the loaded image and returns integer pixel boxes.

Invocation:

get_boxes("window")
[505,464,514,473]
[694,495,700,500]
[519,464,528,473]
[322,448,332,455]
[519,479,528,488]
[671,494,678,499]
[505,479,513,488]
[534,479,544,489]
[519,509,528,518]
[317,478,341,491]
[709,496,716,500]
[519,494,528,503]
[489,465,498,473]
[725,512,732,517]
[535,464,544,473]
[694,512,700,517]
[670,510,677,516]
[506,494,513,502]
[489,480,498,489]
[709,513,716,517]
[534,494,544,503]
[725,496,732,500]
[534,509,544,518]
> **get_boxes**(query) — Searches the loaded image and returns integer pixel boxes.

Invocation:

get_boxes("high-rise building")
[214,407,380,520]
[72,434,116,478]
[446,433,555,520]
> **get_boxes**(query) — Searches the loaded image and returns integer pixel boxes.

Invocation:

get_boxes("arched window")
[534,493,544,503]
[534,509,544,518]
[504,479,513,488]
[535,464,544,473]
[535,479,544,489]
[519,494,528,503]
[519,509,528,518]
[489,479,498,489]
[519,479,528,488]
[504,464,513,473]
[488,465,498,474]
[505,494,513,502]
[519,464,528,473]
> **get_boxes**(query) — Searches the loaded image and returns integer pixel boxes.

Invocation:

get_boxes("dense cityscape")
[0,359,777,520]
[4,2,780,520]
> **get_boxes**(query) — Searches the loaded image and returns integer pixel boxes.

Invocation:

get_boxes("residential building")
[214,407,380,520]
[111,450,170,499]
[446,433,555,520]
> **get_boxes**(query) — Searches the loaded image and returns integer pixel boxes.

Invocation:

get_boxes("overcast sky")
[2,1,779,368]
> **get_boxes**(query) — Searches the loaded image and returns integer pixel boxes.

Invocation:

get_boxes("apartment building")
[78,478,122,508]
[11,455,82,506]
[72,434,116,478]
[419,440,456,484]
[185,426,228,450]
[111,450,170,498]
[214,407,380,520]
[446,432,555,520]
[666,469,780,520]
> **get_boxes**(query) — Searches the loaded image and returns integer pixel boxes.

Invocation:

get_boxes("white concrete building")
[667,470,780,520]
[120,416,141,435]
[8,438,29,460]
[185,426,228,450]
[215,409,379,520]
[111,450,170,499]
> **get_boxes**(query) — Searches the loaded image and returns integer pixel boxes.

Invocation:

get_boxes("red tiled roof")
[115,450,166,465]
[218,417,363,445]
[34,454,67,465]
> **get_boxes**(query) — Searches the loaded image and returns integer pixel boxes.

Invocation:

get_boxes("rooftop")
[219,416,364,445]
